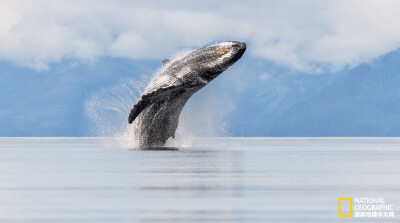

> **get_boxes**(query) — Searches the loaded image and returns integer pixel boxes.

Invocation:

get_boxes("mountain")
[267,49,400,136]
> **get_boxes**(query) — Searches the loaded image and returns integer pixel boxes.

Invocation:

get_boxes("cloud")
[1,0,400,71]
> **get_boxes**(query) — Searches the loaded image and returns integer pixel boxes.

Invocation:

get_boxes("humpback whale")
[128,41,246,148]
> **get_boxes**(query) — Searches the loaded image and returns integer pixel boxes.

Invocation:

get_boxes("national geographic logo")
[338,197,395,218]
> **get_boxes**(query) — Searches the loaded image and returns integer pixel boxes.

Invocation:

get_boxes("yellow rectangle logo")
[338,198,353,217]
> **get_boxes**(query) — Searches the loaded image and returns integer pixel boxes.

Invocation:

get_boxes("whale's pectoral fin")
[128,85,189,124]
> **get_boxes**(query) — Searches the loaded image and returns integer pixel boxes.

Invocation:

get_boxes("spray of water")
[84,78,146,148]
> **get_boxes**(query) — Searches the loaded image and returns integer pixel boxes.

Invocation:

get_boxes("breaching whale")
[128,41,246,148]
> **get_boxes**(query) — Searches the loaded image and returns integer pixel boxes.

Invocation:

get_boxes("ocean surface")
[0,137,399,222]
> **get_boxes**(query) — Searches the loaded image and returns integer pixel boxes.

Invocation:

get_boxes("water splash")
[84,78,147,148]
[177,87,235,137]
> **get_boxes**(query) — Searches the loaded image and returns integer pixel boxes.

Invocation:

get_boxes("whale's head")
[187,41,246,81]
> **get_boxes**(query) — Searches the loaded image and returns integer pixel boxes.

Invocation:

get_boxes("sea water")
[0,137,399,222]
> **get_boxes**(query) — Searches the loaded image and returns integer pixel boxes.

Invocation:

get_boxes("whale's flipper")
[128,85,192,124]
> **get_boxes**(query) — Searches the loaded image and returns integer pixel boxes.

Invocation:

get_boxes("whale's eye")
[216,46,230,52]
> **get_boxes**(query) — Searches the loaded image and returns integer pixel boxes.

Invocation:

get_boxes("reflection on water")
[0,137,399,222]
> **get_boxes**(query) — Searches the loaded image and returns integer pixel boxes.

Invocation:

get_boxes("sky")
[1,0,400,137]
[2,0,400,72]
